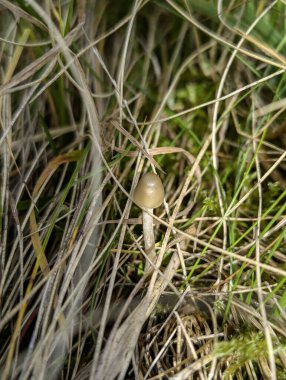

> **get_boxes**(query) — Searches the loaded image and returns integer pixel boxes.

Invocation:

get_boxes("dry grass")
[1,1,286,379]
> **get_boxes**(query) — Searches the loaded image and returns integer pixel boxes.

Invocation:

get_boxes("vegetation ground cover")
[0,1,286,379]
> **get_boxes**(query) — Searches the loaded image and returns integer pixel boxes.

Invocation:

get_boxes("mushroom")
[133,172,165,273]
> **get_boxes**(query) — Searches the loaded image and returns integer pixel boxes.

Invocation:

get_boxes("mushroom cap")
[133,172,165,209]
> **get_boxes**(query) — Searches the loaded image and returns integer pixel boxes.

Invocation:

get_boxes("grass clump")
[214,331,286,379]
[0,1,286,379]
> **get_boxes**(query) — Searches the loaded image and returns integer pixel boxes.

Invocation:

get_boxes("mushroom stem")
[142,209,156,273]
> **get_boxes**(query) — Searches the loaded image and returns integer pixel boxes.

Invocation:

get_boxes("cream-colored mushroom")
[134,172,164,209]
[134,173,164,273]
